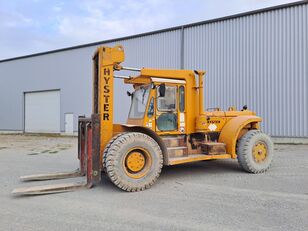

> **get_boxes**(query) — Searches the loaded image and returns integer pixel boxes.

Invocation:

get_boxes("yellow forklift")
[13,45,273,195]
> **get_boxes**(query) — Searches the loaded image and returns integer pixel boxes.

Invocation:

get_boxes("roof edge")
[0,0,307,63]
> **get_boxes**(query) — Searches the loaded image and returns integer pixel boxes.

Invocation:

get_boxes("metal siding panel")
[303,5,306,137]
[0,30,181,131]
[0,47,94,132]
[98,30,182,124]
[184,4,308,137]
[101,30,181,69]
[0,4,307,137]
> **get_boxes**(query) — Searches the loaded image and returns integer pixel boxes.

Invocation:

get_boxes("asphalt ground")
[0,134,307,231]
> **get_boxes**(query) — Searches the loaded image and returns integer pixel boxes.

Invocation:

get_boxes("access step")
[168,154,231,165]
[201,142,226,155]
[162,136,186,148]
[167,146,188,157]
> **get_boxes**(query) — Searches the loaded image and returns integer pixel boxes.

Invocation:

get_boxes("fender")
[113,124,168,164]
[218,116,262,158]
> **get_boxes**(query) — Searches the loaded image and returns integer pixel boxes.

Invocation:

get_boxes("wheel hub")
[126,152,145,172]
[123,147,152,179]
[253,142,267,162]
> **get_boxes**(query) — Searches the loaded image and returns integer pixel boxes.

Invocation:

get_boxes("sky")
[0,0,299,60]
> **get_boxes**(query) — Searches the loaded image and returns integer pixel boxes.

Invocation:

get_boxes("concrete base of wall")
[271,137,308,144]
[60,132,78,137]
[0,130,23,134]
[0,130,78,137]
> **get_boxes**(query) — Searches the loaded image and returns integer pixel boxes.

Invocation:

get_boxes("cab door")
[155,84,181,134]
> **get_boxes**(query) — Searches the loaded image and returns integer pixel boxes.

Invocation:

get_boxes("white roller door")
[25,90,60,133]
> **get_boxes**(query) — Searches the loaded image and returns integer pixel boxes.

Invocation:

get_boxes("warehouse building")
[0,1,307,142]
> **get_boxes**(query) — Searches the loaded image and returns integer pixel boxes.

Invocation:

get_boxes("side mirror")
[159,83,166,97]
[127,91,132,97]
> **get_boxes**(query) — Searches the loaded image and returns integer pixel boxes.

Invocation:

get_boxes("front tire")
[103,132,163,192]
[237,130,273,173]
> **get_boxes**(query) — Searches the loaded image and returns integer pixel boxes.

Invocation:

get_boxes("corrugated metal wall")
[0,2,307,137]
[97,29,182,124]
[184,4,308,137]
[0,47,94,131]
[101,29,182,68]
[0,30,182,131]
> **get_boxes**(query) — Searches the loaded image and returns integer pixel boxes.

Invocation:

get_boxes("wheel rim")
[123,147,152,179]
[252,141,267,163]
[126,152,145,172]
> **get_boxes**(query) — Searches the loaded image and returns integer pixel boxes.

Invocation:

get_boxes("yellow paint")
[169,154,231,165]
[122,147,152,179]
[196,116,227,132]
[126,152,146,172]
[125,69,198,134]
[95,46,124,157]
[253,142,267,162]
[196,71,206,115]
[93,45,265,167]
[143,87,156,130]
[218,116,262,158]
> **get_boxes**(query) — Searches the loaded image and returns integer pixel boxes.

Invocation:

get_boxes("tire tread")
[237,130,273,174]
[104,132,163,192]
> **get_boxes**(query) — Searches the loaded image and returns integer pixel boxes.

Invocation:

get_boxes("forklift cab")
[127,79,186,135]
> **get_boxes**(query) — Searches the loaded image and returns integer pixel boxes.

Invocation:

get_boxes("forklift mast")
[93,46,124,151]
[79,46,125,185]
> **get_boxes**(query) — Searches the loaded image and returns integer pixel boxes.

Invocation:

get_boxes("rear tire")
[237,130,273,173]
[103,132,163,192]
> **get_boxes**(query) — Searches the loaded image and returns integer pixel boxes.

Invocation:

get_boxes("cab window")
[147,97,154,118]
[128,85,150,119]
[157,85,176,111]
[156,85,177,131]
[179,86,185,112]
